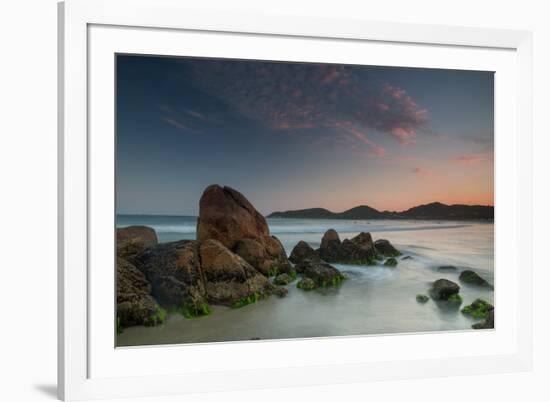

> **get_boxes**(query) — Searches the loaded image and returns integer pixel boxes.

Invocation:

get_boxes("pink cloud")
[186,62,428,148]
[454,153,493,164]
[329,121,386,157]
[410,167,432,176]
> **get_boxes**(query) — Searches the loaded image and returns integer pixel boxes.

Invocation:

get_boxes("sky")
[116,54,494,216]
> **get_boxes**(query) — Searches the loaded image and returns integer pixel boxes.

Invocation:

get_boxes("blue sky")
[116,54,494,216]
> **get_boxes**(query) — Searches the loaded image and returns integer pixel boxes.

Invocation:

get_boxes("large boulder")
[374,239,400,257]
[132,240,210,316]
[117,225,158,259]
[199,239,273,306]
[116,257,165,327]
[294,260,345,287]
[459,270,493,289]
[197,185,291,276]
[196,185,269,249]
[429,279,460,301]
[289,240,321,264]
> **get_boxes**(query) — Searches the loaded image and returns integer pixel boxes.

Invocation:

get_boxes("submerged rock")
[294,260,345,288]
[117,225,158,259]
[402,255,413,260]
[416,294,429,303]
[273,272,295,286]
[472,309,495,329]
[116,257,165,328]
[296,277,316,291]
[459,270,493,289]
[462,298,494,320]
[374,239,400,257]
[384,257,398,267]
[429,279,460,301]
[289,240,321,264]
[437,265,458,272]
[272,286,288,298]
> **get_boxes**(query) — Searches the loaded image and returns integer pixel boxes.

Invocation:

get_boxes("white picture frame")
[58,0,533,400]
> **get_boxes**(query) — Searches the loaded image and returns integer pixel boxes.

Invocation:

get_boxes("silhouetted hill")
[400,202,494,220]
[267,202,493,220]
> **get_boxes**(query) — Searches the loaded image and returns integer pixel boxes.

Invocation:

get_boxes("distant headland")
[267,202,494,221]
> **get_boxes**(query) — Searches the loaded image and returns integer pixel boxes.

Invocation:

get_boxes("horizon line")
[117,200,495,217]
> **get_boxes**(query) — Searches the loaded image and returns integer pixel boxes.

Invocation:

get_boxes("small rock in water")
[289,240,321,264]
[273,272,294,286]
[294,260,345,288]
[272,287,288,298]
[250,337,261,340]
[462,298,494,319]
[416,294,429,303]
[429,279,460,301]
[374,239,400,257]
[402,255,413,260]
[296,277,316,291]
[459,270,493,289]
[437,265,458,272]
[472,309,494,329]
[384,257,398,267]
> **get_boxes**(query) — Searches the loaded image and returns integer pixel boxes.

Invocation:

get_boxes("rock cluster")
[290,228,400,267]
[117,185,294,331]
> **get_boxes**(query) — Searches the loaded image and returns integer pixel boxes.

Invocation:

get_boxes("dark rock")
[459,270,493,289]
[437,265,458,272]
[429,279,460,301]
[402,255,413,260]
[132,240,210,316]
[116,257,165,328]
[318,229,342,261]
[117,225,158,259]
[296,277,316,291]
[318,230,399,265]
[416,294,429,303]
[289,240,321,264]
[472,309,495,329]
[384,257,398,267]
[294,260,345,287]
[374,239,400,257]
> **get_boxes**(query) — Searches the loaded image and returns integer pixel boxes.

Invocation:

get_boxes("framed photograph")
[58,0,533,400]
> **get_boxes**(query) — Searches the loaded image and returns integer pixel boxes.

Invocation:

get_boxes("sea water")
[116,215,494,346]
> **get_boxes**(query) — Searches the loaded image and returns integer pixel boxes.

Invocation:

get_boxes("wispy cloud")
[454,153,493,164]
[159,105,205,133]
[161,116,197,133]
[410,167,432,176]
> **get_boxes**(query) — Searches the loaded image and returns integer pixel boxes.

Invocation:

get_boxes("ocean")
[116,215,494,346]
